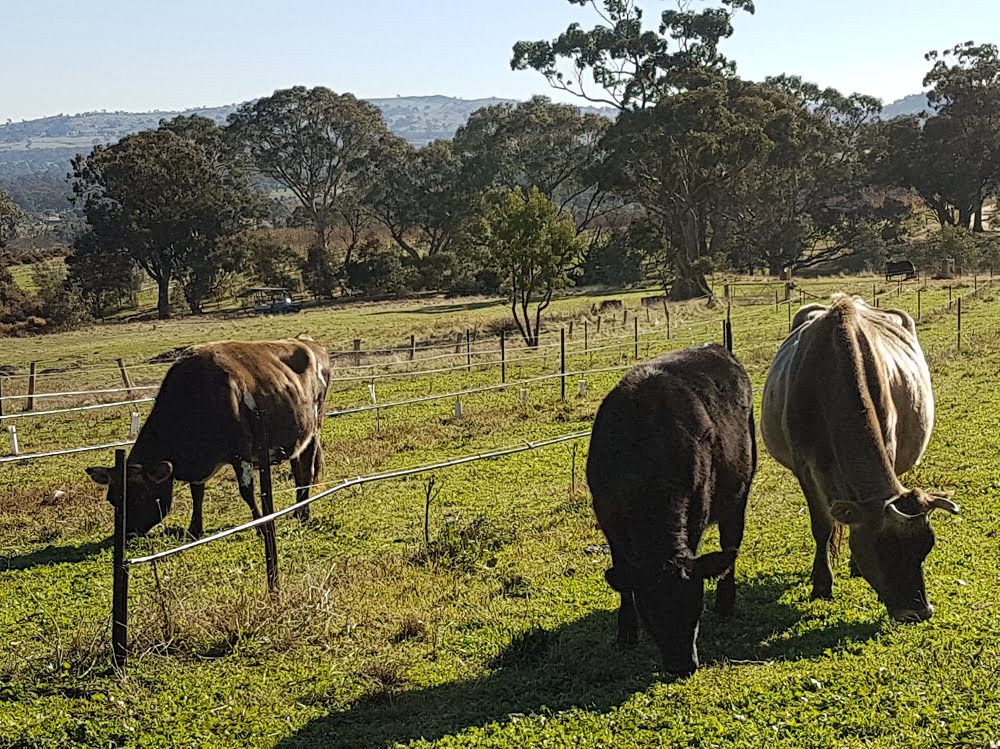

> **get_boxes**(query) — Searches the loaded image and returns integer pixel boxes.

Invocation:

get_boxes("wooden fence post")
[665,308,670,340]
[560,328,567,400]
[353,339,362,368]
[454,332,463,355]
[112,448,129,668]
[774,288,779,312]
[465,329,472,372]
[254,411,279,594]
[583,319,589,360]
[569,320,574,339]
[622,308,628,328]
[25,363,37,413]
[957,297,962,351]
[597,316,602,335]
[0,375,5,418]
[917,289,922,322]
[117,358,135,398]
[633,317,639,360]
[500,333,506,385]
[409,334,416,361]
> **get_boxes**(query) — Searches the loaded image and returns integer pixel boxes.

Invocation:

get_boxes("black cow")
[85,335,330,538]
[586,343,757,676]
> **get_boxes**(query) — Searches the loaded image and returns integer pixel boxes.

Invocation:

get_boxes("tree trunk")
[974,201,985,233]
[668,217,712,301]
[959,205,973,231]
[157,279,171,320]
[668,271,712,301]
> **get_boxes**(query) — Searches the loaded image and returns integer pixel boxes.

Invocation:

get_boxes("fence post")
[974,275,978,293]
[465,329,472,372]
[253,410,280,594]
[633,317,639,360]
[948,286,953,308]
[725,302,733,353]
[872,283,876,302]
[409,334,416,361]
[7,425,19,456]
[622,308,628,328]
[112,448,129,668]
[25,363,37,413]
[454,332,463,355]
[500,333,506,385]
[787,301,792,333]
[646,307,651,324]
[569,320,574,339]
[560,327,567,400]
[0,375,5,418]
[597,316,602,335]
[957,297,962,351]
[774,288,779,312]
[665,308,670,340]
[583,319,589,361]
[353,339,362,368]
[117,358,135,398]
[917,289,922,322]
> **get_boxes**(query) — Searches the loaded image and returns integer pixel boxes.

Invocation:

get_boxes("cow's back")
[587,344,755,560]
[761,295,933,475]
[136,337,330,481]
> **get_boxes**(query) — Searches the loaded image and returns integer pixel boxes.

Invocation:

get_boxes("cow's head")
[831,489,959,622]
[85,462,175,537]
[605,548,738,677]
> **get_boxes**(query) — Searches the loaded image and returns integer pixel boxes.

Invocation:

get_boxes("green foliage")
[65,229,141,318]
[345,239,418,297]
[0,187,25,249]
[241,233,303,292]
[71,123,261,319]
[579,227,646,286]
[31,262,91,330]
[482,187,583,346]
[511,0,756,110]
[228,87,393,255]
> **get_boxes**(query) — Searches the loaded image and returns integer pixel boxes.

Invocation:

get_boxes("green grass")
[2,277,999,748]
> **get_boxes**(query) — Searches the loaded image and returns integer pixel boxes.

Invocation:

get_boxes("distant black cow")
[885,259,917,281]
[586,343,757,676]
[85,335,331,538]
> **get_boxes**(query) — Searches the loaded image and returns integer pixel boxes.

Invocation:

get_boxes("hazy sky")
[4,0,999,121]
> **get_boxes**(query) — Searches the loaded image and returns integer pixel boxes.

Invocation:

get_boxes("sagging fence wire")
[127,430,592,566]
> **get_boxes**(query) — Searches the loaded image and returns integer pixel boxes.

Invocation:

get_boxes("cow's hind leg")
[290,437,320,522]
[715,503,747,619]
[189,483,206,539]
[799,473,834,600]
[233,460,262,523]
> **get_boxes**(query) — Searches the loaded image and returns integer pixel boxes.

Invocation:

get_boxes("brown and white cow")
[86,335,330,538]
[588,343,757,676]
[761,294,959,621]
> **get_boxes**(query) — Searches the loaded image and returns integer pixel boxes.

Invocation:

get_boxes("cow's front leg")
[233,460,262,523]
[189,483,206,539]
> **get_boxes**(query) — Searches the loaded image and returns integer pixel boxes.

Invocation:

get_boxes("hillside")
[0,91,928,205]
[0,96,616,178]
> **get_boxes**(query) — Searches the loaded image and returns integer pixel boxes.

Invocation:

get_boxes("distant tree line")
[2,1,1000,342]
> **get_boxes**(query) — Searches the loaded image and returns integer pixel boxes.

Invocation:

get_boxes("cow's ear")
[85,467,112,485]
[145,461,174,484]
[605,566,633,592]
[830,501,863,526]
[692,548,738,580]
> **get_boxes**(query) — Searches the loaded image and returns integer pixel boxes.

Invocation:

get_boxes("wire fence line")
[2,283,991,463]
[127,431,593,566]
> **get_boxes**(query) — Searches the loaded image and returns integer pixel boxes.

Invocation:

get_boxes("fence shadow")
[277,574,881,749]
[1,538,112,571]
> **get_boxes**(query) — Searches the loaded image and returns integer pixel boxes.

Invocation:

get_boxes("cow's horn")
[929,496,961,515]
[886,500,922,522]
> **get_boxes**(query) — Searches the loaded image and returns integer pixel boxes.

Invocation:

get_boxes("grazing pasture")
[1,278,999,748]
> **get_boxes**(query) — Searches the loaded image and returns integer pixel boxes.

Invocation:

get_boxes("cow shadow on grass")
[1,537,112,571]
[276,574,881,749]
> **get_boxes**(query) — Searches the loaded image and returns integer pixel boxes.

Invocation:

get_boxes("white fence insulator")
[129,412,141,438]
[520,388,529,407]
[578,380,588,397]
[454,398,463,419]
[7,425,19,456]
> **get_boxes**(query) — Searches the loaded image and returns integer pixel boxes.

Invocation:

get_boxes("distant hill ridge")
[0,92,928,180]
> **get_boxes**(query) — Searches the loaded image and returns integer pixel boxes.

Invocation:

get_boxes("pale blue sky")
[4,0,999,121]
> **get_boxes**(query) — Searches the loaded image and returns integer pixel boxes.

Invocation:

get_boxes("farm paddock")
[1,278,998,748]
